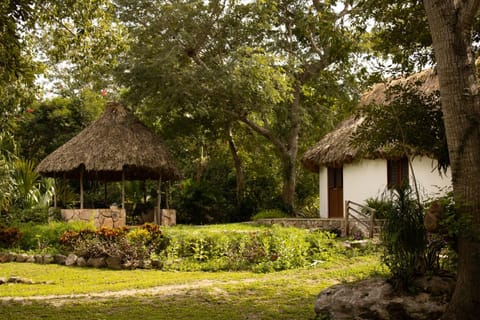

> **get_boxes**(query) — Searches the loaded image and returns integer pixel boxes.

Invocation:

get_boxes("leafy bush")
[364,197,394,220]
[251,209,289,221]
[19,221,95,252]
[380,186,447,290]
[158,225,354,273]
[59,223,167,265]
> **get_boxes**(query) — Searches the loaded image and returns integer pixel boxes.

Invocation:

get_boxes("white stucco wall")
[343,159,387,208]
[317,156,452,218]
[319,166,328,218]
[410,156,452,200]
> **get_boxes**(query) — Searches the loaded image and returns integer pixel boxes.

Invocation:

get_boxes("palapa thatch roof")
[301,68,439,172]
[36,102,181,181]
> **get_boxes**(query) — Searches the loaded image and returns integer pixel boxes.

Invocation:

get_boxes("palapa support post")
[121,170,125,210]
[156,177,162,225]
[63,173,67,207]
[53,177,57,208]
[80,168,84,210]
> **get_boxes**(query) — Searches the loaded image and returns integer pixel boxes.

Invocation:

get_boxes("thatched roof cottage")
[301,68,451,218]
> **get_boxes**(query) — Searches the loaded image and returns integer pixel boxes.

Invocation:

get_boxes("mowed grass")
[0,255,386,320]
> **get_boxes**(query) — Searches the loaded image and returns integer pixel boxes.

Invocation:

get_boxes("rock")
[15,253,29,262]
[87,257,106,268]
[7,252,17,262]
[0,277,6,284]
[413,275,456,297]
[105,256,123,270]
[26,255,35,263]
[43,254,54,264]
[76,257,87,267]
[314,277,453,320]
[54,254,67,265]
[34,254,43,264]
[0,252,9,263]
[65,253,78,266]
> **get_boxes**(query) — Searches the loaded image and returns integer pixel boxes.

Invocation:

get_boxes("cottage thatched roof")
[301,68,439,172]
[36,102,181,181]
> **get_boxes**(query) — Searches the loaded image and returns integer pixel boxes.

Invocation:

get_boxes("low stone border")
[0,252,160,270]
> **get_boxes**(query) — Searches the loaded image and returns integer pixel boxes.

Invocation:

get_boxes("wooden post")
[344,200,349,237]
[156,177,162,225]
[166,182,170,209]
[121,170,125,210]
[80,168,84,210]
[53,178,57,208]
[63,173,67,207]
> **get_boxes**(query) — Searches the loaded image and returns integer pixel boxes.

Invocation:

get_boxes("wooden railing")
[344,200,376,238]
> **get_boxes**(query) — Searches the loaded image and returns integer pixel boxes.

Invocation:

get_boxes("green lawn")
[0,255,386,320]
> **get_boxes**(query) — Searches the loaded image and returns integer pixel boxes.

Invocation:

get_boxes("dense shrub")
[381,186,448,290]
[364,197,394,220]
[59,223,167,266]
[4,222,376,272]
[1,208,50,226]
[19,221,95,252]
[157,225,353,272]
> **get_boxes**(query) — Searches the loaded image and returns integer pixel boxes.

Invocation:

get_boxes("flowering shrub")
[59,224,167,265]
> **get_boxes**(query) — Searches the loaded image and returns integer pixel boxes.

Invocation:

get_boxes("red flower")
[101,89,108,97]
[27,108,34,113]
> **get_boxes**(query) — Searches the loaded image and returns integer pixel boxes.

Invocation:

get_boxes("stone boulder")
[315,276,455,320]
[54,254,67,265]
[87,257,106,268]
[105,256,123,270]
[76,257,87,267]
[65,253,78,266]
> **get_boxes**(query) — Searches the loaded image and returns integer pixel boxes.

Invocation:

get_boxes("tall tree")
[358,0,480,318]
[423,1,480,319]
[116,0,359,212]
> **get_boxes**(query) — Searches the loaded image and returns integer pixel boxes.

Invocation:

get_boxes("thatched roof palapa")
[301,68,439,172]
[36,102,181,181]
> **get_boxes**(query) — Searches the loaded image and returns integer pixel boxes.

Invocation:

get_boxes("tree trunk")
[227,126,245,203]
[424,1,480,319]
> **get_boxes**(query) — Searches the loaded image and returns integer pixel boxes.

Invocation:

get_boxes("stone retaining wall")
[61,208,126,228]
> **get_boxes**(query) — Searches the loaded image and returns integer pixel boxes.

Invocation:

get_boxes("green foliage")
[380,186,449,290]
[15,95,104,162]
[351,82,448,172]
[18,221,94,252]
[364,196,394,220]
[59,224,167,265]
[116,0,359,213]
[381,186,426,289]
[157,225,354,273]
[356,0,433,72]
[0,223,366,273]
[251,209,289,221]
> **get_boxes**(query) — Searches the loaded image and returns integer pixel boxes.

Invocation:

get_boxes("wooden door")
[328,167,343,218]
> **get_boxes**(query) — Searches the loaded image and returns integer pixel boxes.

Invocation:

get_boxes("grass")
[0,254,387,319]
